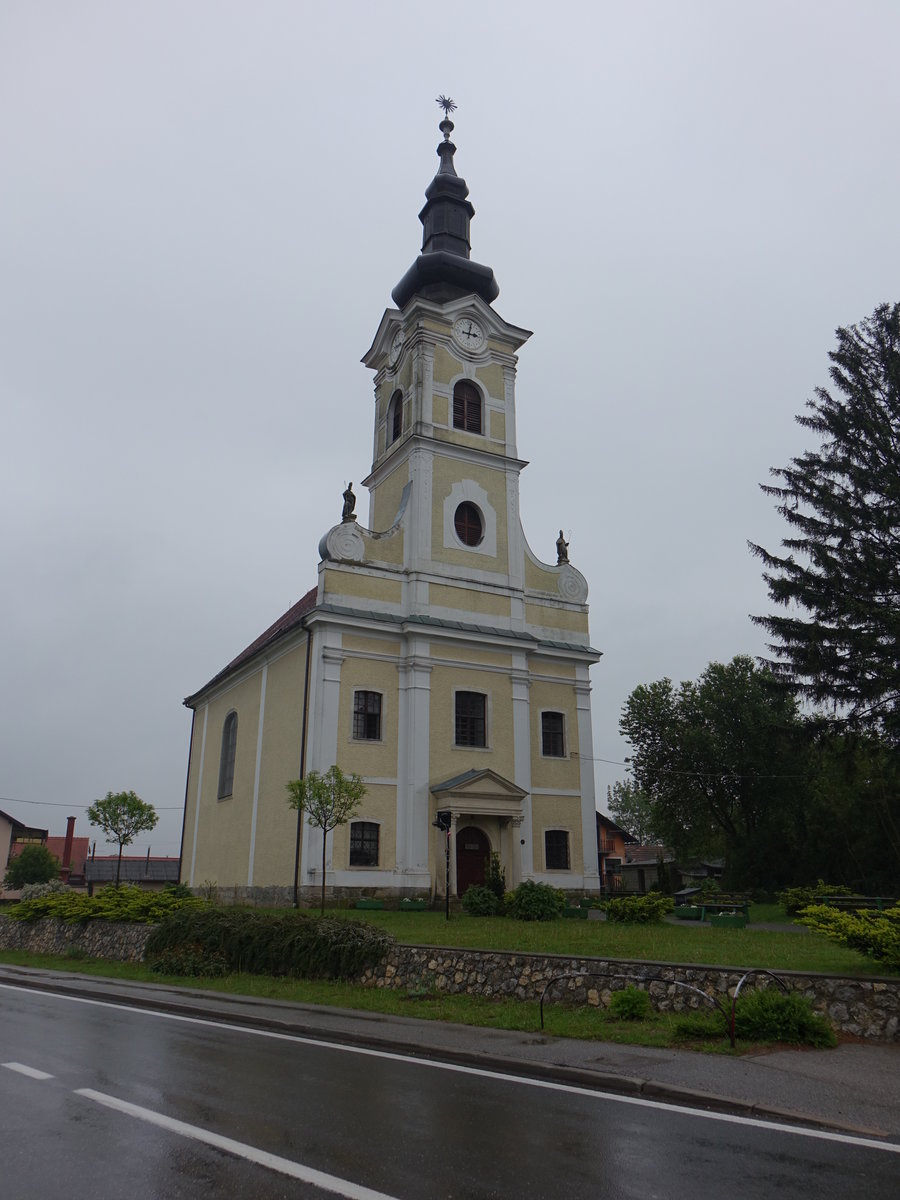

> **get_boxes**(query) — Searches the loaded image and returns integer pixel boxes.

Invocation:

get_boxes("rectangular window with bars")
[349,821,379,867]
[352,691,382,740]
[545,829,570,871]
[455,691,487,747]
[541,711,565,757]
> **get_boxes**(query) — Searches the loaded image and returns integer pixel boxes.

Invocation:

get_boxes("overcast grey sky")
[2,1,898,858]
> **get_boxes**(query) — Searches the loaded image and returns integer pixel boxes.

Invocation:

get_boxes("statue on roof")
[342,483,356,522]
[556,530,569,565]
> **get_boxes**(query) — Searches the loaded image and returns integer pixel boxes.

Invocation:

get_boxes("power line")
[0,795,183,811]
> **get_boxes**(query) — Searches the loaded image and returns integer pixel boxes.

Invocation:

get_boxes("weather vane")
[435,95,457,117]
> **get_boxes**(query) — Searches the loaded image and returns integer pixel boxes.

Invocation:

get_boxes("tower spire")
[391,100,500,309]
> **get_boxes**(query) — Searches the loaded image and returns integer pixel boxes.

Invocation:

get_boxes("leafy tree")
[619,656,811,888]
[286,766,367,915]
[3,844,59,890]
[750,302,900,743]
[606,779,658,843]
[87,790,158,885]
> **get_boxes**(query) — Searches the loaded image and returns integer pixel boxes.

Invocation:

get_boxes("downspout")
[293,622,314,908]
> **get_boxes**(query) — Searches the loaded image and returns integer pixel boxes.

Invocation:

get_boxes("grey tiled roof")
[85,858,180,883]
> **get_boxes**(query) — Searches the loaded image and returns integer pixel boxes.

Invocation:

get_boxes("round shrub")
[505,880,565,921]
[733,988,836,1048]
[461,885,502,917]
[608,985,651,1021]
[149,943,230,977]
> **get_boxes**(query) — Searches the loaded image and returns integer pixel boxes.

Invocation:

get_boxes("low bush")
[504,881,566,922]
[608,984,651,1021]
[20,880,68,900]
[671,1011,727,1042]
[733,988,836,1047]
[149,943,230,977]
[461,885,502,917]
[603,894,674,924]
[145,908,394,980]
[9,885,204,925]
[798,904,900,971]
[777,881,856,915]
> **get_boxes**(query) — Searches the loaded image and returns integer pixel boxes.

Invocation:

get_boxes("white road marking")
[2,1061,54,1080]
[3,982,899,1156]
[76,1087,400,1199]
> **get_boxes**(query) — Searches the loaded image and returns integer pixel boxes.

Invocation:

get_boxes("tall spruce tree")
[750,302,900,742]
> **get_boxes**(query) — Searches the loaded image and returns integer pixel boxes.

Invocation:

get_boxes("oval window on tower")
[454,502,484,547]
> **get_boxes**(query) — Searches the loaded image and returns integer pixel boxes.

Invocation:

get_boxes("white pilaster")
[397,640,432,881]
[247,662,268,887]
[511,662,533,880]
[575,675,601,891]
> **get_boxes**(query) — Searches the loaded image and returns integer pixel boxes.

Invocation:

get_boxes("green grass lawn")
[319,906,882,976]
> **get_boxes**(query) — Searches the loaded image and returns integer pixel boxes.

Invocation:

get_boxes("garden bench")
[812,896,897,912]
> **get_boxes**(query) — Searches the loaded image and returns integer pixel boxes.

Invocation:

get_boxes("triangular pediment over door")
[430,768,527,819]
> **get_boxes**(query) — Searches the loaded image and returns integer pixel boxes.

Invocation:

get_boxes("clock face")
[452,317,485,352]
[389,329,404,365]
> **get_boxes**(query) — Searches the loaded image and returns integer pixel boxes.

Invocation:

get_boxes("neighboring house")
[85,856,180,894]
[181,113,604,904]
[596,812,637,892]
[1,808,48,876]
[619,846,678,894]
[5,816,89,884]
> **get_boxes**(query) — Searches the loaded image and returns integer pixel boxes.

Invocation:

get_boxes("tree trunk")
[116,842,123,886]
[320,829,327,916]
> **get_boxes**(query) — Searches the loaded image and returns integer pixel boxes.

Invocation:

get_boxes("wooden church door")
[455,826,490,895]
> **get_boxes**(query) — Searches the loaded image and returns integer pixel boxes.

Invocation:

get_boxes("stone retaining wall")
[360,945,900,1042]
[2,917,897,1040]
[0,917,151,963]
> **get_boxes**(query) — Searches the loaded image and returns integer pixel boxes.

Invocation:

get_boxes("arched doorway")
[456,826,490,895]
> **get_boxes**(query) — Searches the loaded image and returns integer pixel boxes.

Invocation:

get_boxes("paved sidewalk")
[2,963,898,1142]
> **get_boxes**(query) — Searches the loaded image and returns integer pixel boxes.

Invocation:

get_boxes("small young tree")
[286,766,367,915]
[3,844,60,890]
[87,790,158,885]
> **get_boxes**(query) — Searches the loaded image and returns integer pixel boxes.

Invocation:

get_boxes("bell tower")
[361,105,537,628]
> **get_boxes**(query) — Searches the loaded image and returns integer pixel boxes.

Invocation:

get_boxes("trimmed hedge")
[603,894,674,924]
[144,908,394,980]
[8,885,203,925]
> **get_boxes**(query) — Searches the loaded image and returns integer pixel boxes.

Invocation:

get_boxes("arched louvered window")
[389,390,403,444]
[452,381,482,434]
[217,711,237,799]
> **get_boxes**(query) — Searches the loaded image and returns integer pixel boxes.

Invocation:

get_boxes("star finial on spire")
[435,95,457,117]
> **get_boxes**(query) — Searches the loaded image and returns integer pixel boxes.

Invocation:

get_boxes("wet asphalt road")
[2,984,898,1199]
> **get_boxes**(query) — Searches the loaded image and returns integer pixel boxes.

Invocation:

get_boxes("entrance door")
[456,826,490,895]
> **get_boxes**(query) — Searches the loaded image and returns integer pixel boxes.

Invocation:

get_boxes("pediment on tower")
[363,293,532,372]
[431,768,527,819]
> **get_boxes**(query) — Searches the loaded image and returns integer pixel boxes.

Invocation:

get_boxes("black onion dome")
[392,117,500,309]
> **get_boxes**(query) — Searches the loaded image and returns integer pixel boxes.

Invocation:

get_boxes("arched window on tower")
[389,390,403,444]
[452,381,482,434]
[218,711,238,800]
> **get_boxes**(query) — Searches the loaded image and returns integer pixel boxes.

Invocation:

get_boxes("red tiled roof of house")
[184,585,317,707]
[46,836,90,870]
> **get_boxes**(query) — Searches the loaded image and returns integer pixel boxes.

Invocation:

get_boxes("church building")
[180,110,603,903]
